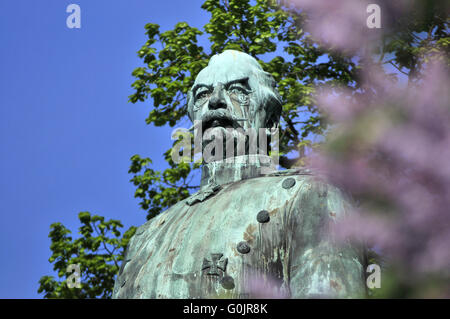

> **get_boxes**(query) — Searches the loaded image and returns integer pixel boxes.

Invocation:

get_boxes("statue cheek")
[230,94,250,117]
[194,100,208,117]
[229,98,241,114]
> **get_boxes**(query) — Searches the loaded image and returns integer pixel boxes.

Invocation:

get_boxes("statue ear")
[265,95,282,131]
[258,71,282,131]
[267,118,279,131]
[186,89,194,122]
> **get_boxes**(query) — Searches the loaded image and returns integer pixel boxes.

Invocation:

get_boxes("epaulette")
[265,167,317,177]
[186,183,221,206]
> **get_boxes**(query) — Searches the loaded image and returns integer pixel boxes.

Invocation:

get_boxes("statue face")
[190,71,253,134]
[187,50,282,159]
[188,50,280,135]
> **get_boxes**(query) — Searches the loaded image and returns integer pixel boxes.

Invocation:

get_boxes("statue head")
[187,50,282,139]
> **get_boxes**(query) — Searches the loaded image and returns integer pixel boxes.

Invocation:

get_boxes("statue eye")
[228,86,248,95]
[195,90,211,101]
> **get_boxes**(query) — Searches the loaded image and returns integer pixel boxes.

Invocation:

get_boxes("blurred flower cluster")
[243,273,289,299]
[288,0,450,297]
[313,62,450,297]
[289,0,409,52]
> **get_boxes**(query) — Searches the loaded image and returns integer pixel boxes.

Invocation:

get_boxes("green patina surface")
[113,51,366,299]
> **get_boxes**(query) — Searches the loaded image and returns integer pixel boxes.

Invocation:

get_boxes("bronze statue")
[113,50,366,298]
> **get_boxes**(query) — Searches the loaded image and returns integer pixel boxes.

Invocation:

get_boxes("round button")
[237,241,251,254]
[282,177,296,189]
[220,275,235,290]
[257,210,270,223]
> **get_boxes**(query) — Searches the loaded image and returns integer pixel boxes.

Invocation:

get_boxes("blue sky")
[0,0,211,298]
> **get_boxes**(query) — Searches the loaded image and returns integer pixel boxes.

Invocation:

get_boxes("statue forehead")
[194,50,262,86]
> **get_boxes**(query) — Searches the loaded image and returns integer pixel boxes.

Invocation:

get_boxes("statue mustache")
[189,110,247,132]
[201,109,244,124]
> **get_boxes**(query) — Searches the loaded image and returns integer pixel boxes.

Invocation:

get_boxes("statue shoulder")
[264,166,316,177]
[125,198,189,252]
[263,167,355,218]
[263,166,330,188]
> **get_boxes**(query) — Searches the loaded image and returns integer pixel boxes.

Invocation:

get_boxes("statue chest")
[114,176,304,298]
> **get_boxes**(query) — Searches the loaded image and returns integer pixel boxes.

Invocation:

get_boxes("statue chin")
[201,126,249,150]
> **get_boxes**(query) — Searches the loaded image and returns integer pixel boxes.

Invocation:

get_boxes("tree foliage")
[39,0,449,298]
[38,212,136,298]
[377,0,449,80]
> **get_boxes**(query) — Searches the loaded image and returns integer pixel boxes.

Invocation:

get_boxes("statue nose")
[208,85,227,110]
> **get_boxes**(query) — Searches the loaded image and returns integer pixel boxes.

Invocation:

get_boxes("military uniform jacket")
[113,170,366,298]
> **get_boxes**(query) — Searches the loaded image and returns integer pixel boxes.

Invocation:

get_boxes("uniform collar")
[200,154,277,190]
